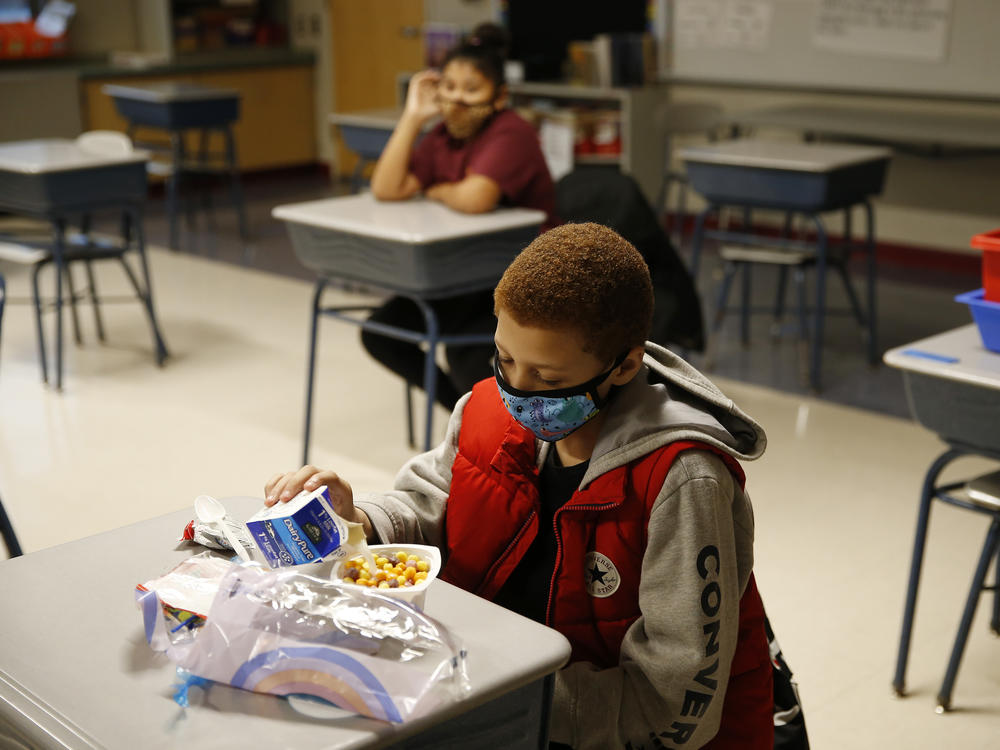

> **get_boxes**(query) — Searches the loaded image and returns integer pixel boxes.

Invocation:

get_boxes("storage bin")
[284,220,539,296]
[684,159,888,212]
[955,289,1000,354]
[901,368,1000,454]
[680,140,890,212]
[338,125,393,160]
[970,229,1000,303]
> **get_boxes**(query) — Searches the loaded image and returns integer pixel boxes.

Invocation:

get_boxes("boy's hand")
[264,466,373,539]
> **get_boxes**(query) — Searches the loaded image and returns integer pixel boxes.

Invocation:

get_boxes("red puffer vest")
[441,380,773,749]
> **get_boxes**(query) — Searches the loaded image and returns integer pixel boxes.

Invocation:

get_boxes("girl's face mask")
[494,353,627,442]
[436,60,499,140]
[438,98,495,140]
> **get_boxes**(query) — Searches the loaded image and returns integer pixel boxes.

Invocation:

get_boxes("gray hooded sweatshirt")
[355,342,768,749]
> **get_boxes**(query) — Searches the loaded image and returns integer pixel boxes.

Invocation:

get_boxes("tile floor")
[1,173,997,748]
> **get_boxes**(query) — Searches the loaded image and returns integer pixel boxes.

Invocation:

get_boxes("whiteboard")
[670,0,1000,99]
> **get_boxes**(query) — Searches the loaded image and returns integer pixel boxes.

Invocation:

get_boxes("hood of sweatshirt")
[573,341,767,486]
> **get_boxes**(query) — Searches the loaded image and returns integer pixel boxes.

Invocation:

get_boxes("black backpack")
[555,169,705,352]
[766,614,810,750]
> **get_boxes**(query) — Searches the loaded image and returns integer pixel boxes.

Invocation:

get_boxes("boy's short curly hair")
[494,222,653,361]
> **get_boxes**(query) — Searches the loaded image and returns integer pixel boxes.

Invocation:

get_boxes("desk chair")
[655,101,724,251]
[0,271,23,558]
[0,132,168,383]
[683,140,889,391]
[893,449,1000,712]
[705,213,869,383]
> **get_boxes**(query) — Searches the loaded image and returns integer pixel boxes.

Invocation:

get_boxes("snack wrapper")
[136,553,469,722]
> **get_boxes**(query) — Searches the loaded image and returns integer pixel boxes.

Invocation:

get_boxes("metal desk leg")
[690,206,712,283]
[807,214,828,392]
[301,278,328,466]
[121,207,169,364]
[936,518,1000,712]
[0,490,22,558]
[893,447,962,697]
[739,207,753,346]
[414,297,441,452]
[51,218,67,390]
[30,263,48,383]
[863,199,878,365]
[167,132,185,250]
[82,215,107,342]
[224,126,249,242]
[993,543,1000,635]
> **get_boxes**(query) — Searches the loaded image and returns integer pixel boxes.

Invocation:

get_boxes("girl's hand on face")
[404,69,442,122]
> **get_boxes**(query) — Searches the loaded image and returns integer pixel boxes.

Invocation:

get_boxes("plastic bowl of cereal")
[333,544,442,609]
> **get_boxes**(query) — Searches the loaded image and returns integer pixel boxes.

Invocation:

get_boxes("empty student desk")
[0,496,571,749]
[681,138,891,391]
[273,193,545,458]
[885,325,1000,712]
[103,82,248,249]
[730,104,1000,156]
[0,138,168,389]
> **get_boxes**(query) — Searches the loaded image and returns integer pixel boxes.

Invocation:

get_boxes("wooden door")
[330,0,424,178]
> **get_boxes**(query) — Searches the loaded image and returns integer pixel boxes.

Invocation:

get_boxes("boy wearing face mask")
[365,23,557,412]
[266,223,775,750]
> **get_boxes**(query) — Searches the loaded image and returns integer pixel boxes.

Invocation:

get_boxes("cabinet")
[508,83,667,204]
[80,65,317,171]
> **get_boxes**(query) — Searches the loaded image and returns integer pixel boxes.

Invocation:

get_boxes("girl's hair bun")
[467,22,509,57]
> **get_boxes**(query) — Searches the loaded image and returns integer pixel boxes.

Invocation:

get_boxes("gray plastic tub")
[681,139,891,212]
[285,221,539,296]
[902,370,1000,453]
[104,83,240,130]
[0,162,147,214]
[684,159,888,212]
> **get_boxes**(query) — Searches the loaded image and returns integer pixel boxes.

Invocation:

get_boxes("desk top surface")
[272,194,546,244]
[102,81,240,102]
[329,108,439,133]
[731,104,1000,150]
[0,497,570,750]
[884,324,1000,391]
[679,138,891,172]
[0,138,148,173]
[329,108,405,129]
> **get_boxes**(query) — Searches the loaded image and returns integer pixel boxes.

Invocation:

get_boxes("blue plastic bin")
[955,289,1000,353]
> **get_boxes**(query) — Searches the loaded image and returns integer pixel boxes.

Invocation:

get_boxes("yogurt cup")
[332,544,442,609]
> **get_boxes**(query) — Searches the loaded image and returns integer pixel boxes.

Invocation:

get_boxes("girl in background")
[366,23,556,411]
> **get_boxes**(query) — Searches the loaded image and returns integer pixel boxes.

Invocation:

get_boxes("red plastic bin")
[970,229,1000,303]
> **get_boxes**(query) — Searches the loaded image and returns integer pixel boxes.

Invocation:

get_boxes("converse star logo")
[584,551,620,598]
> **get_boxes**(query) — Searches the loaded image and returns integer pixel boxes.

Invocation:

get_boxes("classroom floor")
[1,173,997,748]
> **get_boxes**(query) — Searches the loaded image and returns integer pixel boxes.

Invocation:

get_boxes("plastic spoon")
[194,495,251,562]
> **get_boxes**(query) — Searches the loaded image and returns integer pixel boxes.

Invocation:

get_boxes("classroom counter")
[0,47,315,79]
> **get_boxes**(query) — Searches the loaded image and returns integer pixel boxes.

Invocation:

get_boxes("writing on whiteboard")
[675,0,773,51]
[813,0,952,61]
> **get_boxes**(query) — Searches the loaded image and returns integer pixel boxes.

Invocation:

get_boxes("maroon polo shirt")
[409,109,558,231]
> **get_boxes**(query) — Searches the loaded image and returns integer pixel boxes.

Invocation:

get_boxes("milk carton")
[245,485,364,569]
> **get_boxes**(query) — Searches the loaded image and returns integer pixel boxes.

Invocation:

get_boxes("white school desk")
[680,138,891,391]
[0,138,168,389]
[0,496,571,749]
[328,109,436,193]
[729,104,1000,156]
[884,325,1000,711]
[273,193,545,457]
[102,82,247,250]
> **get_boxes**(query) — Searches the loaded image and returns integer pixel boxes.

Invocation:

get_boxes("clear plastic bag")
[136,554,470,722]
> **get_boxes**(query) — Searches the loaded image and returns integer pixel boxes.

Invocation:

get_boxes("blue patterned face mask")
[494,352,627,442]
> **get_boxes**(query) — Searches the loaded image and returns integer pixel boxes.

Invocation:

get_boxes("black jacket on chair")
[555,169,705,352]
